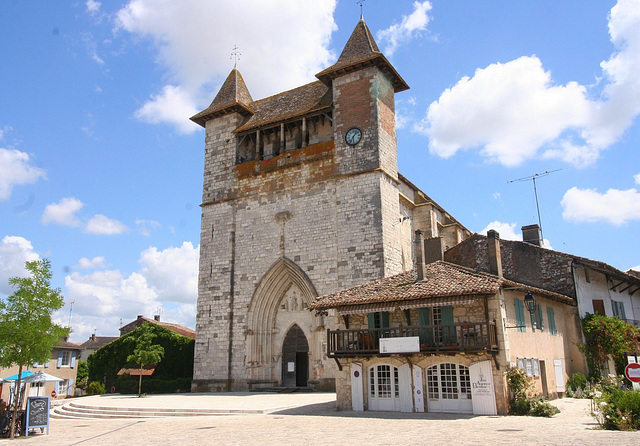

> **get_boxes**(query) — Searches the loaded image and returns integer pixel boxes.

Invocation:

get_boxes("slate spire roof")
[191,68,254,127]
[316,18,409,93]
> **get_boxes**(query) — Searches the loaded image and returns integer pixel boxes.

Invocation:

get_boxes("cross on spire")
[357,0,366,18]
[231,45,241,68]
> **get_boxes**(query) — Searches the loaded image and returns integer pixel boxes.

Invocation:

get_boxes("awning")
[399,296,477,310]
[21,371,63,383]
[335,296,480,315]
[3,371,34,381]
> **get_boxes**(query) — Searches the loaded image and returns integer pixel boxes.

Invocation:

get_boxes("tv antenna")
[508,169,561,246]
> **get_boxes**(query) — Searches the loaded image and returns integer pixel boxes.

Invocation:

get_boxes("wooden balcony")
[327,321,499,357]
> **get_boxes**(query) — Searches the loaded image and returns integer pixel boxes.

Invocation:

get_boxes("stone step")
[50,401,263,420]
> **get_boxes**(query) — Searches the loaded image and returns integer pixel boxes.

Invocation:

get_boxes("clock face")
[345,127,362,146]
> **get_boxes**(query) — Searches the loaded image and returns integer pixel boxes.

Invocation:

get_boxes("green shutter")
[418,308,431,345]
[368,313,375,329]
[537,305,544,330]
[547,307,557,335]
[381,311,390,328]
[515,299,526,332]
[441,306,455,343]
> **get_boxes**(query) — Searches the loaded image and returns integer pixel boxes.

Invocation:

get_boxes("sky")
[1,0,639,342]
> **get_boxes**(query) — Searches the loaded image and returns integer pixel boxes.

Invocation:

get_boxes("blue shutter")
[70,351,77,368]
[57,350,63,368]
[515,300,525,332]
[67,379,74,396]
[54,381,59,395]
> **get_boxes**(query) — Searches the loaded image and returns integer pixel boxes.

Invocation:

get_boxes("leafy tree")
[580,313,640,380]
[0,259,68,439]
[126,325,165,397]
[76,359,89,389]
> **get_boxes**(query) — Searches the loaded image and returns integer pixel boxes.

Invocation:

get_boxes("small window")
[612,300,627,320]
[525,358,533,377]
[61,351,71,366]
[533,358,540,377]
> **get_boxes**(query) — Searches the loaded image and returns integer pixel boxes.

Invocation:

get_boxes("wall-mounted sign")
[379,336,420,354]
[287,362,295,372]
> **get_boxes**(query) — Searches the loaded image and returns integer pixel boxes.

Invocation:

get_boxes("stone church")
[190,17,469,392]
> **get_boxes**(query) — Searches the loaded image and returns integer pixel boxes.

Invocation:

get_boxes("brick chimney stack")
[522,224,542,246]
[487,230,503,278]
[414,230,426,281]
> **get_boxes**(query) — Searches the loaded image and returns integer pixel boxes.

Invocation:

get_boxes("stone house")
[78,334,118,362]
[0,339,81,403]
[309,230,580,414]
[119,315,196,339]
[190,17,469,392]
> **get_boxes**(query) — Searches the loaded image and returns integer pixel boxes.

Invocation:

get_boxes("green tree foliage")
[580,313,640,380]
[127,325,165,397]
[76,359,89,389]
[88,323,194,389]
[0,259,68,439]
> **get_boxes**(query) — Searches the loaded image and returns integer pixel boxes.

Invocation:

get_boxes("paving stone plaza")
[19,394,640,445]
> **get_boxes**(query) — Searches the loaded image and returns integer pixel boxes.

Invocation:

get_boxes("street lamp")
[524,292,537,314]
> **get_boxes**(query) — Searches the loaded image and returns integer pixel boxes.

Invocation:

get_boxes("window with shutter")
[515,299,526,332]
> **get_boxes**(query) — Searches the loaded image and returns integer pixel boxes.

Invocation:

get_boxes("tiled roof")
[309,260,573,310]
[234,81,332,133]
[191,68,254,126]
[120,316,196,339]
[315,19,409,93]
[79,336,118,350]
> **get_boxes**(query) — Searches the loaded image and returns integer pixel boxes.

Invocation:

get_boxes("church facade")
[190,18,469,392]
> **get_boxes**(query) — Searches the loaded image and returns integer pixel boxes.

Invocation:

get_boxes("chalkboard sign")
[25,396,50,436]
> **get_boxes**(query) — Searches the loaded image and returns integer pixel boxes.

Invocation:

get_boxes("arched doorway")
[281,324,309,387]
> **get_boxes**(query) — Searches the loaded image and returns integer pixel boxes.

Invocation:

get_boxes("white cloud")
[135,219,161,236]
[139,242,198,303]
[480,221,522,241]
[634,173,640,184]
[115,0,337,132]
[419,0,640,168]
[630,265,640,272]
[0,236,40,295]
[561,186,640,226]
[377,1,432,56]
[63,243,199,340]
[41,197,84,227]
[86,0,101,14]
[417,56,591,167]
[0,148,46,200]
[133,85,199,134]
[75,256,107,269]
[85,214,129,235]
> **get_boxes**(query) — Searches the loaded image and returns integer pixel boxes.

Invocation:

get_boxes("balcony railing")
[327,321,498,357]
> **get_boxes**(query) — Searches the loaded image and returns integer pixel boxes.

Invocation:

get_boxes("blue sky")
[1,0,639,342]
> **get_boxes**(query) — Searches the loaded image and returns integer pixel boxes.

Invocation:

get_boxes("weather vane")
[357,0,366,18]
[231,45,241,68]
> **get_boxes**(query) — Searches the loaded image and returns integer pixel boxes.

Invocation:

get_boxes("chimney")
[424,236,445,264]
[414,230,426,281]
[154,314,161,322]
[487,230,503,278]
[522,224,542,246]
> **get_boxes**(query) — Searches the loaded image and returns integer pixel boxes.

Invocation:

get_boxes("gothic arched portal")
[246,257,318,384]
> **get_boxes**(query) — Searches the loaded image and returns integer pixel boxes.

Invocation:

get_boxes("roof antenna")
[508,169,561,247]
[231,45,241,68]
[357,0,366,19]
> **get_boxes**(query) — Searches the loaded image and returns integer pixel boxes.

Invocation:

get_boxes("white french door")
[426,363,473,413]
[368,364,401,411]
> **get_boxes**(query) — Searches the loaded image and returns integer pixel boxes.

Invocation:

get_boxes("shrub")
[86,381,106,395]
[591,377,640,430]
[567,372,588,392]
[506,367,560,417]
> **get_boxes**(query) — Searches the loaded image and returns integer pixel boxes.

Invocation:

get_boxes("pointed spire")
[190,68,254,127]
[316,18,409,92]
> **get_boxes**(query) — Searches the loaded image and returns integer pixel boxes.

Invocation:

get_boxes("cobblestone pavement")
[22,395,640,445]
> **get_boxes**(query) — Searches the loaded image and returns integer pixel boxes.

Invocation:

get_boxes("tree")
[0,259,68,439]
[126,325,165,397]
[580,313,640,380]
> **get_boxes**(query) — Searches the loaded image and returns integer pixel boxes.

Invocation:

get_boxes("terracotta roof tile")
[191,68,254,126]
[310,260,573,310]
